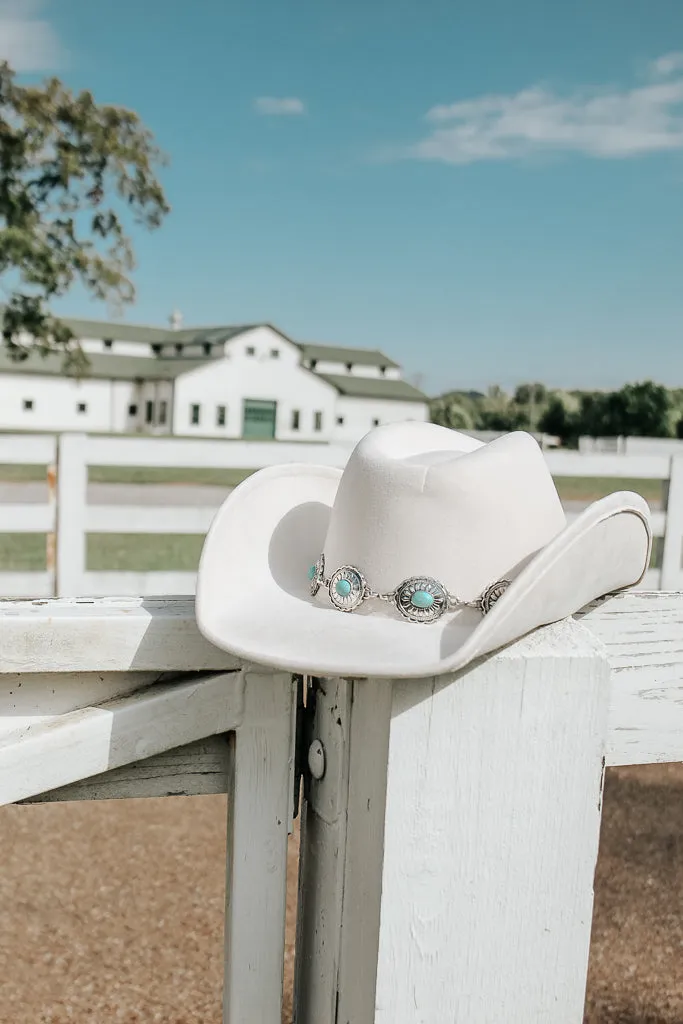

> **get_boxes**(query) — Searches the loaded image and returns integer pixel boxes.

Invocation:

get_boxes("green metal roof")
[299,343,399,369]
[56,316,400,367]
[0,313,405,379]
[0,349,217,380]
[319,374,428,402]
[58,316,257,348]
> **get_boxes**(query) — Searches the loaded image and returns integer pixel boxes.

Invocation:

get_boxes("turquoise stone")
[335,578,352,597]
[411,590,434,609]
[308,564,317,581]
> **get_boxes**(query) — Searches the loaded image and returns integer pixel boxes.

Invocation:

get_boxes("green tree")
[513,382,547,407]
[538,395,575,442]
[0,62,169,370]
[677,417,683,440]
[618,381,671,437]
[576,381,671,438]
[430,397,474,431]
[476,407,528,431]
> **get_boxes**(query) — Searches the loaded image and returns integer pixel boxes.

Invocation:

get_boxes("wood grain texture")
[375,620,611,1024]
[0,597,238,673]
[295,676,393,1024]
[223,671,295,1024]
[0,670,244,804]
[21,735,231,802]
[580,589,683,766]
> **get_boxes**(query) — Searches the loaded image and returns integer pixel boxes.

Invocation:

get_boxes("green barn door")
[242,399,277,439]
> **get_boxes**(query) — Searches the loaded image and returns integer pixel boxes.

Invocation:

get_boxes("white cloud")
[408,54,683,165]
[0,0,63,71]
[253,96,306,116]
[650,51,683,78]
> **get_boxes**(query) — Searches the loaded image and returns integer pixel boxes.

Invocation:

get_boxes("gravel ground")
[0,763,680,1023]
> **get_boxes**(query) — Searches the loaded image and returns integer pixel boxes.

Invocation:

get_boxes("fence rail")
[0,591,681,1022]
[0,432,682,597]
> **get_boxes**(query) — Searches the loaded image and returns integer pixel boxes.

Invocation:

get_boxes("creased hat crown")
[322,422,567,602]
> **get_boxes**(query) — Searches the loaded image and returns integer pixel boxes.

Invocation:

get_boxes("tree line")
[430,381,683,446]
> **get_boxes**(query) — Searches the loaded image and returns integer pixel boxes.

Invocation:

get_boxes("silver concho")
[479,579,510,615]
[308,553,326,596]
[328,565,367,612]
[395,576,448,624]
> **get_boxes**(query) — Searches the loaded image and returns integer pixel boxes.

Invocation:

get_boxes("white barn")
[0,316,429,443]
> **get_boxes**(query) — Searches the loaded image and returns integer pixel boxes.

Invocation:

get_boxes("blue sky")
[1,0,683,394]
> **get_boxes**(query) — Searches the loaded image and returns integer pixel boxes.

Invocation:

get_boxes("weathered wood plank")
[223,671,295,1024]
[0,670,244,805]
[21,736,230,802]
[580,590,683,766]
[0,597,238,673]
[295,676,393,1024]
[374,620,611,1024]
[0,592,681,768]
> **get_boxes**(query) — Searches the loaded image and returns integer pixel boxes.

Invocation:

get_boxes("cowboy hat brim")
[195,463,652,679]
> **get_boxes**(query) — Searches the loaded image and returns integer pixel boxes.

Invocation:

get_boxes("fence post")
[45,461,57,596]
[296,620,611,1023]
[661,455,683,590]
[55,433,88,598]
[295,676,393,1023]
[223,670,295,1024]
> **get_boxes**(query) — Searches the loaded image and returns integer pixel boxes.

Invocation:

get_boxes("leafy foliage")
[0,61,169,371]
[432,379,676,445]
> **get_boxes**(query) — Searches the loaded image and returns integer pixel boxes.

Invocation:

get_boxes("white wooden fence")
[0,590,681,1022]
[0,432,682,597]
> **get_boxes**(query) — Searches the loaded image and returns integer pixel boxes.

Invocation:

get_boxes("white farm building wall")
[0,374,137,433]
[331,395,430,444]
[173,326,337,440]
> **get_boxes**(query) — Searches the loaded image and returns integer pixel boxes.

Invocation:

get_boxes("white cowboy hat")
[195,422,651,679]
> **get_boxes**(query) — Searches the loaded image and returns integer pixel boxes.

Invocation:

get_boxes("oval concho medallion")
[328,565,367,612]
[308,554,326,596]
[479,579,510,615]
[395,576,448,624]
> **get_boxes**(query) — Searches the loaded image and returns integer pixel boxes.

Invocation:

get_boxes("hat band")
[308,553,510,624]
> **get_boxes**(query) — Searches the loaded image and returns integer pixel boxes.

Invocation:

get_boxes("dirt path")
[0,762,681,1023]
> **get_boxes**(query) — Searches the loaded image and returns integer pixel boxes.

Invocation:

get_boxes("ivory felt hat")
[195,422,652,679]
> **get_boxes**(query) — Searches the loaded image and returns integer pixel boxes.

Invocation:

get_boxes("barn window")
[158,401,168,426]
[23,399,34,411]
[103,339,113,350]
[190,404,201,426]
[217,405,226,427]
[291,410,300,431]
[128,404,138,416]
[246,346,256,356]
[146,401,154,424]
[77,403,87,414]
[314,411,323,432]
